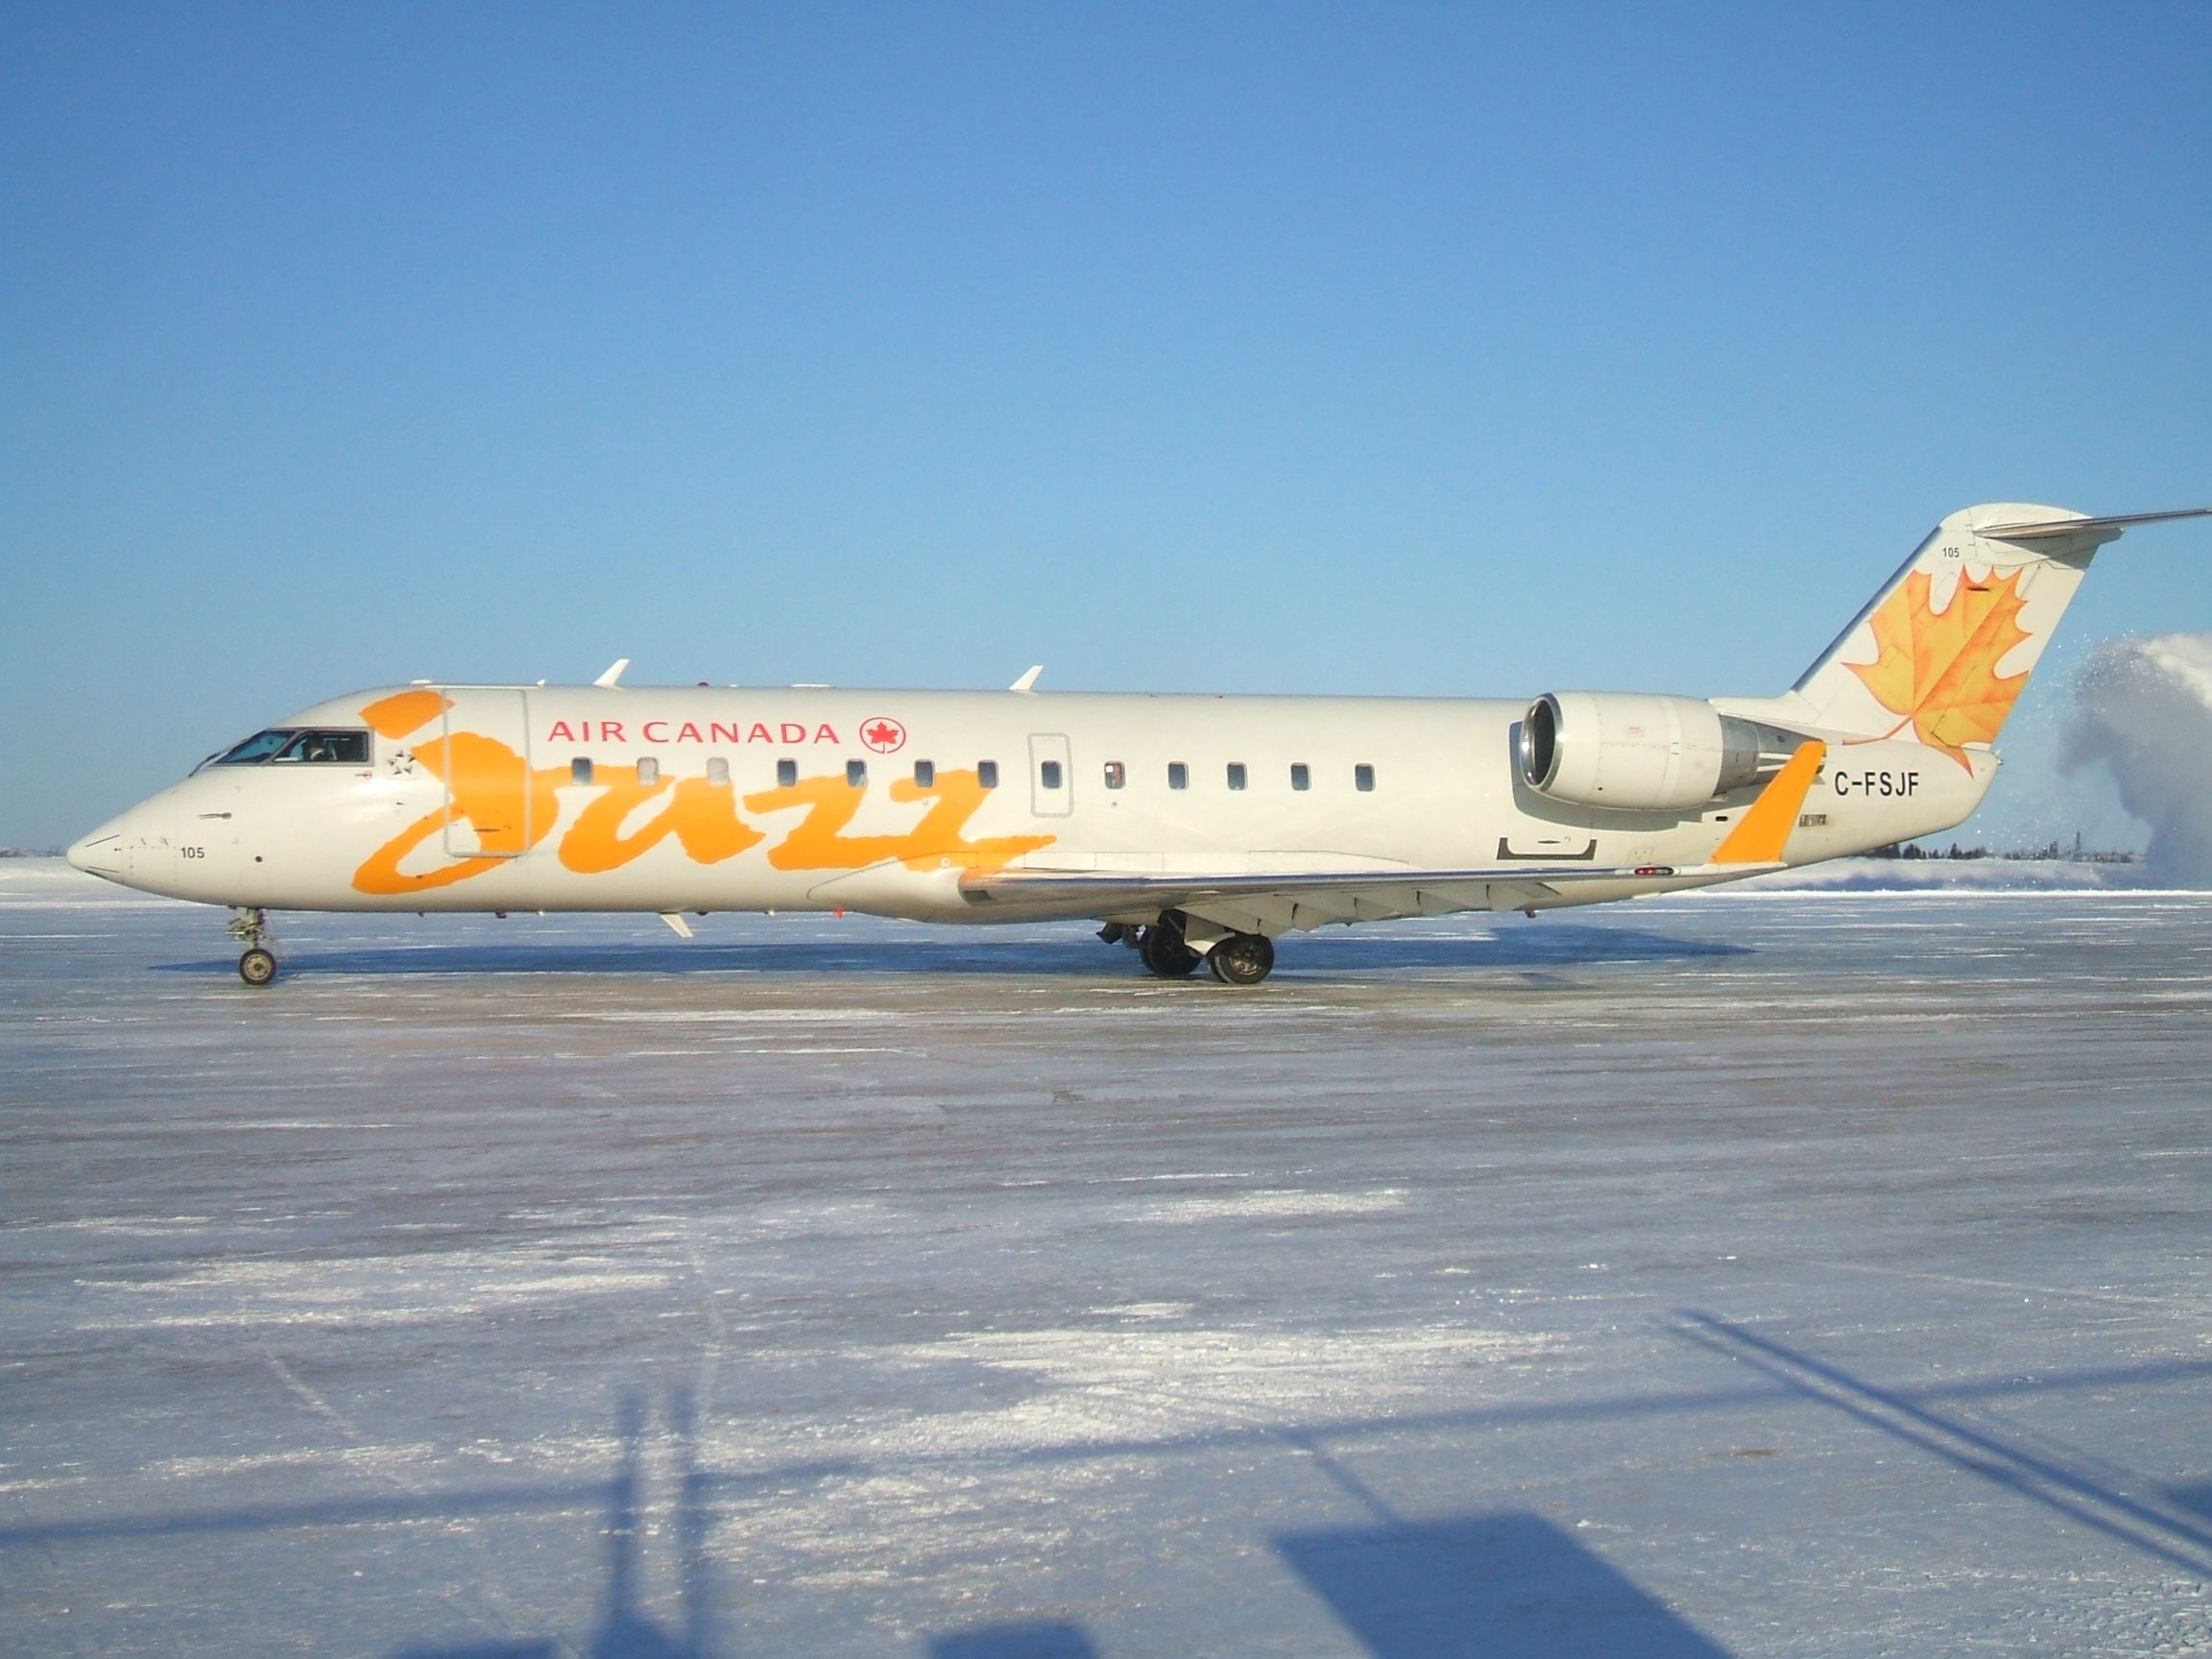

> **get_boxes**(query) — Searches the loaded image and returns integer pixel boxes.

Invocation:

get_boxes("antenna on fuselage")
[1009,664,1043,693]
[594,658,631,688]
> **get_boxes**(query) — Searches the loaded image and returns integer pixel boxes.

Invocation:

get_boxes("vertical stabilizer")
[1767,503,2125,763]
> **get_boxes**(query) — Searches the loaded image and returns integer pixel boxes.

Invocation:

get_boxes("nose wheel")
[227,908,279,987]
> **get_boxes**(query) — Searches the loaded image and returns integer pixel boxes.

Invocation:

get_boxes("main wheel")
[1207,932,1275,986]
[238,947,277,987]
[1139,923,1202,978]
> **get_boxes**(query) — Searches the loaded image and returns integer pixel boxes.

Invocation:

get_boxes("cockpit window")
[206,728,370,767]
[209,730,299,765]
[273,730,370,764]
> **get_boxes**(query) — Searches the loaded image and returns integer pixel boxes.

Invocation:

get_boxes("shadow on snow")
[1277,1512,1731,1659]
[150,921,1752,983]
[12,1335,2212,1655]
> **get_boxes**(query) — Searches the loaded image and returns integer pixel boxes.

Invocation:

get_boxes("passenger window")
[707,757,729,785]
[979,760,998,788]
[1040,759,1063,790]
[1168,762,1189,790]
[1103,761,1125,790]
[914,759,935,787]
[777,758,798,787]
[1226,762,1247,791]
[1291,762,1310,791]
[637,757,659,785]
[572,757,594,785]
[1356,763,1376,792]
[847,759,867,787]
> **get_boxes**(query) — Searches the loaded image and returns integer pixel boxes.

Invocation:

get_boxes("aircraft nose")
[68,816,131,878]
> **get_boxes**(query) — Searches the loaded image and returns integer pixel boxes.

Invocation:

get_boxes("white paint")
[60,504,2206,972]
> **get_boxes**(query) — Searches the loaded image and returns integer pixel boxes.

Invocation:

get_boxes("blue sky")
[6,3,2208,850]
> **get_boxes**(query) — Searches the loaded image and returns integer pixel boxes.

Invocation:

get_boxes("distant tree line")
[1872,840,2139,863]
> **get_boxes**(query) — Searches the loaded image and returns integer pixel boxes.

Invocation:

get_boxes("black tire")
[1139,922,1202,978]
[1207,932,1275,986]
[238,948,277,987]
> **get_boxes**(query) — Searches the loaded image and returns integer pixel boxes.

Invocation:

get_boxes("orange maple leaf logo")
[1846,566,2035,767]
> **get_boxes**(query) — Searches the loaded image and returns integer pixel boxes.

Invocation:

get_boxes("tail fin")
[1753,504,2200,766]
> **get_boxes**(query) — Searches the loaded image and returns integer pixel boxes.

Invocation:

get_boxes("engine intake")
[1519,691,1770,812]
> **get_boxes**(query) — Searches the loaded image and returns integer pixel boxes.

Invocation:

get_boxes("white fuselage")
[71,502,2204,974]
[69,682,1989,926]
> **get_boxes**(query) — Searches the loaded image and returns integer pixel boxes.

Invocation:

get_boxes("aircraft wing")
[958,860,1776,935]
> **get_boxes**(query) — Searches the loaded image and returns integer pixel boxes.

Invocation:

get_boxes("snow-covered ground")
[5,860,2211,1658]
[1734,854,2168,892]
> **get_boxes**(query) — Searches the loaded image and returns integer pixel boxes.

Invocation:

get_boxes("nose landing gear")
[228,908,278,986]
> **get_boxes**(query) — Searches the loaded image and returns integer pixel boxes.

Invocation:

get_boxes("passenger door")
[438,688,535,858]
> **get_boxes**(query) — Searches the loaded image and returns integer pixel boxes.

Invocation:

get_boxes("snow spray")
[2064,634,2212,884]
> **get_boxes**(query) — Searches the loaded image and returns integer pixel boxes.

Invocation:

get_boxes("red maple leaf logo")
[860,717,906,754]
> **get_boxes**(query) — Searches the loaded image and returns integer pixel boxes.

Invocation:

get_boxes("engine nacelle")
[1519,691,1767,812]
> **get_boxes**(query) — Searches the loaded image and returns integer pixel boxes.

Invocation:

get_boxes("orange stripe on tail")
[1712,741,1826,865]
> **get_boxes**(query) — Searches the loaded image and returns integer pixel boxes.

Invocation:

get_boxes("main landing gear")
[1139,916,1202,979]
[1107,911,1278,987]
[228,907,278,987]
[1205,931,1275,986]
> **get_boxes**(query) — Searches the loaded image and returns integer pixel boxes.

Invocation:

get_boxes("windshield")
[206,730,298,766]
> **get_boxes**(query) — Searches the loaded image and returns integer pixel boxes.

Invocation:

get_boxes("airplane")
[68,502,2207,987]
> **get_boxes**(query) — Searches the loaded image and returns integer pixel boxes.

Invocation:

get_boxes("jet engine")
[1518,691,1773,812]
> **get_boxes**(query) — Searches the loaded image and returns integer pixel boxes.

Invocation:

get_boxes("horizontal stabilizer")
[1978,507,2209,541]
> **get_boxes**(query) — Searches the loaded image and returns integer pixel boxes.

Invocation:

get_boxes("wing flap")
[962,860,1773,929]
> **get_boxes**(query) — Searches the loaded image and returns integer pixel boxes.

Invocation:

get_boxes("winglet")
[594,658,631,688]
[1712,741,1826,864]
[1010,664,1043,693]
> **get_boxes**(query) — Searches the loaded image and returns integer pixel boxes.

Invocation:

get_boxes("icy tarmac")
[4,860,2210,1658]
